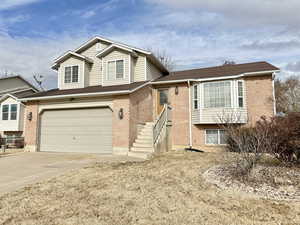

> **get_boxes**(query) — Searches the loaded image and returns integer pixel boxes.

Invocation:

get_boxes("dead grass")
[0,151,299,225]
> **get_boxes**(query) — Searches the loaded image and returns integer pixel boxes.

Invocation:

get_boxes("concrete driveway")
[0,152,139,195]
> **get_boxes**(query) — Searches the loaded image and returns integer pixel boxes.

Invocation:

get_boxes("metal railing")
[0,137,24,149]
[153,104,168,145]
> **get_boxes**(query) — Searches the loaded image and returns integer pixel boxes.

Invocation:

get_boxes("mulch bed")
[203,163,300,201]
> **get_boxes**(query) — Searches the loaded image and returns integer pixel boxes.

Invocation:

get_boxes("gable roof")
[75,36,151,55]
[96,44,138,58]
[153,61,280,83]
[0,76,39,92]
[52,51,94,70]
[52,36,169,74]
[21,81,149,101]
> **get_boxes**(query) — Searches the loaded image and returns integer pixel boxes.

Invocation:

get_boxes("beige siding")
[146,59,163,80]
[101,49,130,86]
[80,41,109,86]
[0,97,22,132]
[133,55,146,82]
[58,57,85,90]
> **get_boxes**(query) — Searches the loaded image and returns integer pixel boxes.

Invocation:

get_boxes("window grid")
[205,129,226,145]
[238,81,244,108]
[64,66,79,83]
[107,59,124,80]
[2,105,9,120]
[193,85,199,109]
[10,104,17,120]
[204,81,231,108]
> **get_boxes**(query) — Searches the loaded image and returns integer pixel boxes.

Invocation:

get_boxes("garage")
[39,107,112,153]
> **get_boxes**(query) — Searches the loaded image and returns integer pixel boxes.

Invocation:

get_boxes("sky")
[0,0,300,89]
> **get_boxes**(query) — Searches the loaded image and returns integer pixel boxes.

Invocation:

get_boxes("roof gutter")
[151,70,280,85]
[20,81,150,102]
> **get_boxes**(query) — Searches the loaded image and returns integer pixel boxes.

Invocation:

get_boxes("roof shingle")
[154,61,279,82]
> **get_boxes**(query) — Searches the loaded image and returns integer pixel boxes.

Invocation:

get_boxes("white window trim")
[193,84,199,110]
[64,65,80,84]
[236,80,245,108]
[106,58,125,80]
[1,103,18,121]
[205,129,226,145]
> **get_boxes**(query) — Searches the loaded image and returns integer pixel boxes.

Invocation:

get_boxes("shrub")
[224,113,300,166]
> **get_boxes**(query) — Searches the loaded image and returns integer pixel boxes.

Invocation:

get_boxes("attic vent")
[96,42,102,51]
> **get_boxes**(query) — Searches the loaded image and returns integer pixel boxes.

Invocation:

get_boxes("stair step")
[128,151,152,159]
[145,122,154,125]
[135,139,153,144]
[133,142,153,148]
[139,130,153,135]
[131,147,154,152]
[137,135,153,141]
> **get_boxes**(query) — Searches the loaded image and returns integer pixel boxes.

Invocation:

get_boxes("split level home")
[20,36,280,158]
[0,76,39,141]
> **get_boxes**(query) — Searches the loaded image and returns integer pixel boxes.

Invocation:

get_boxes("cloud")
[0,0,41,10]
[146,0,300,27]
[285,61,300,73]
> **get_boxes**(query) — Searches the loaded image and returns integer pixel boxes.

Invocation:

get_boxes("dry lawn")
[0,151,299,225]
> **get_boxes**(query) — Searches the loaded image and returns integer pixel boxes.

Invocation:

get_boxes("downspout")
[187,80,193,148]
[272,73,277,115]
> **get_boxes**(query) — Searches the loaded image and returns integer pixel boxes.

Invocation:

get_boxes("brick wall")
[245,75,274,125]
[23,101,39,152]
[129,85,153,146]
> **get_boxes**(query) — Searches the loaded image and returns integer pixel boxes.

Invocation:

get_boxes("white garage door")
[40,107,112,153]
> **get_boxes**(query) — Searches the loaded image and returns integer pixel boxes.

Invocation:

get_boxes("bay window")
[238,81,244,108]
[204,81,231,108]
[2,104,17,120]
[193,85,199,109]
[2,105,9,120]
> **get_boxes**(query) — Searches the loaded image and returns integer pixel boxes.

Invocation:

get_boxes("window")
[205,129,226,145]
[116,60,124,79]
[204,81,231,108]
[159,89,168,105]
[107,60,124,80]
[10,104,17,120]
[64,66,79,83]
[238,81,244,108]
[2,105,9,120]
[193,85,199,109]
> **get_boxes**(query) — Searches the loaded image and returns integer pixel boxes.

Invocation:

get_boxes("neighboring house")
[0,76,39,140]
[21,36,279,157]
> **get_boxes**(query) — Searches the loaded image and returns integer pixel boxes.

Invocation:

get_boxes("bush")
[225,113,300,166]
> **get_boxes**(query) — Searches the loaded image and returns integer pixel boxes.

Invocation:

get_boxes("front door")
[157,89,169,115]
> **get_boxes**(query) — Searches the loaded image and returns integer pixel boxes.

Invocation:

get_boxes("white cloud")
[146,0,300,27]
[0,0,41,10]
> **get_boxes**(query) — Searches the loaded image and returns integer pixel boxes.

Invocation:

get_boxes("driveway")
[0,152,140,195]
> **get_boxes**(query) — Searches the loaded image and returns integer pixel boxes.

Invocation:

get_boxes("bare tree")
[33,74,45,91]
[223,60,236,65]
[147,48,175,71]
[275,76,300,113]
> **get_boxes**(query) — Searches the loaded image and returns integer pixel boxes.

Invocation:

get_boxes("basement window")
[205,129,226,145]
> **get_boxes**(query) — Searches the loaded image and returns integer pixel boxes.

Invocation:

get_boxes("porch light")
[118,108,124,120]
[27,112,32,121]
[175,86,179,95]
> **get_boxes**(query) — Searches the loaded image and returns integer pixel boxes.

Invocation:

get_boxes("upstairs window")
[204,81,231,108]
[2,105,9,120]
[64,66,79,83]
[238,81,244,108]
[193,85,199,109]
[10,104,17,120]
[107,60,124,80]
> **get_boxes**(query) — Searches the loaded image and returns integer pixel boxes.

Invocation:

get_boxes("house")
[21,36,279,158]
[0,76,39,140]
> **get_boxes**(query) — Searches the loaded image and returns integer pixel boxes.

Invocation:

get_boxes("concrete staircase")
[128,122,154,159]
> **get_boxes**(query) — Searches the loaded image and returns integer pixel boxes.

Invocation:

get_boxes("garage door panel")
[40,108,112,153]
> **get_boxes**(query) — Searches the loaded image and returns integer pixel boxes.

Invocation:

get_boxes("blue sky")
[0,0,300,89]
